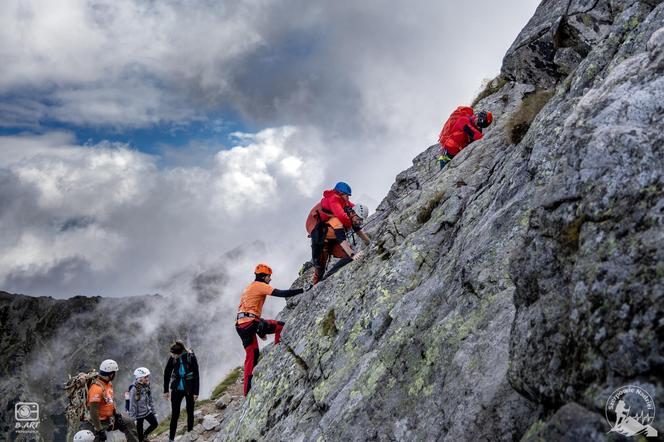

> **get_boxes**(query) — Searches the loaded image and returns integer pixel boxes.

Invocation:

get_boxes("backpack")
[305,202,323,236]
[306,202,330,264]
[64,371,102,423]
[170,351,196,389]
[438,106,474,146]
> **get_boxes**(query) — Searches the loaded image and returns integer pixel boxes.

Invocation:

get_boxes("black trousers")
[169,390,195,440]
[87,413,139,442]
[136,413,158,441]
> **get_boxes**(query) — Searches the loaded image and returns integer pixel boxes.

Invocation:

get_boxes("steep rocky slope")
[192,1,664,440]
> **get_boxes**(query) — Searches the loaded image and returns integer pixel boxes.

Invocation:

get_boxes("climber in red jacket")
[438,107,493,169]
[308,182,370,284]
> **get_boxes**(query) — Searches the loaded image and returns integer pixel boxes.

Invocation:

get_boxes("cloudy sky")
[0,0,540,299]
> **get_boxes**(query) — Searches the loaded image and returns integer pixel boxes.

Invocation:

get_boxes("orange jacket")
[87,378,115,420]
[236,281,274,324]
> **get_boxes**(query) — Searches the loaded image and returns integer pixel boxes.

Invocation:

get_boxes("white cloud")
[0,127,322,296]
[12,142,155,216]
[0,0,542,298]
[212,126,322,211]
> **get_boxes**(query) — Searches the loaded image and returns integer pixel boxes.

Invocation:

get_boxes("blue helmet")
[334,182,352,196]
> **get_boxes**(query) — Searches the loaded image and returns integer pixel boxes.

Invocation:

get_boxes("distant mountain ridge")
[0,291,179,441]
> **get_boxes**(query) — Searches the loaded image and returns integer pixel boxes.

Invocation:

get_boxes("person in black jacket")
[163,340,199,441]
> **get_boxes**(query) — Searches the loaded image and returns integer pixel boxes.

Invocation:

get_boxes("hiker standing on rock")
[163,340,199,441]
[437,107,493,169]
[87,359,139,442]
[236,263,309,396]
[306,182,370,284]
[129,367,158,442]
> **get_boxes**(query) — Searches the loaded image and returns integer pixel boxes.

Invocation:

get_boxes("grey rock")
[521,403,612,442]
[208,1,664,440]
[647,25,664,50]
[554,47,584,74]
[202,415,220,431]
[214,393,232,409]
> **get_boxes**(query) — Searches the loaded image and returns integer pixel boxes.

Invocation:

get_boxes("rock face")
[208,1,664,440]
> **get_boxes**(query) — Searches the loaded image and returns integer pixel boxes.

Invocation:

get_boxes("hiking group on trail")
[69,105,493,441]
[67,340,200,442]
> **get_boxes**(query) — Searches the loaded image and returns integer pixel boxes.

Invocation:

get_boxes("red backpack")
[438,106,474,145]
[306,203,326,235]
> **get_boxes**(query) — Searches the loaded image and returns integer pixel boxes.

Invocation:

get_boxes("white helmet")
[354,204,369,220]
[99,359,119,373]
[73,430,96,442]
[134,367,150,379]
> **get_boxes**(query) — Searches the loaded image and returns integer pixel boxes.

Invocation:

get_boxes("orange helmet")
[254,263,273,275]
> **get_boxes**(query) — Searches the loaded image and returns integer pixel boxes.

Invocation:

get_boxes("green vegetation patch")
[560,214,587,251]
[210,366,242,400]
[151,415,171,436]
[472,75,509,107]
[506,89,554,144]
[521,419,546,441]
[320,308,338,337]
[417,191,445,224]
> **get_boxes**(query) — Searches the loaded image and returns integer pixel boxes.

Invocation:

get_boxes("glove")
[302,282,313,292]
[352,250,365,261]
[114,413,124,426]
[97,430,107,441]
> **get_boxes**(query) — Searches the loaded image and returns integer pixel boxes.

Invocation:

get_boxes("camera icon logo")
[15,402,39,421]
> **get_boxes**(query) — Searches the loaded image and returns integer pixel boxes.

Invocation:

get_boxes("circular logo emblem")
[605,385,658,437]
[16,405,32,419]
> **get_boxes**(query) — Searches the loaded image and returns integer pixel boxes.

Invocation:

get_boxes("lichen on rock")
[206,1,664,440]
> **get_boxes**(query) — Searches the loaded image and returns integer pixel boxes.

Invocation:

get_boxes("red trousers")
[235,319,284,396]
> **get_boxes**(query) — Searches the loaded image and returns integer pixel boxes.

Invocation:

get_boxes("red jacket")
[439,115,484,156]
[320,190,354,229]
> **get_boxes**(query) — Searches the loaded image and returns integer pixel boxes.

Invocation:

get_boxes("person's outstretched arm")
[271,287,304,298]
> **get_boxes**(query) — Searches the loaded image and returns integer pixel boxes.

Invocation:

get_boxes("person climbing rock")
[129,367,158,442]
[306,182,370,284]
[235,263,309,396]
[86,359,139,442]
[437,107,493,169]
[163,341,199,441]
